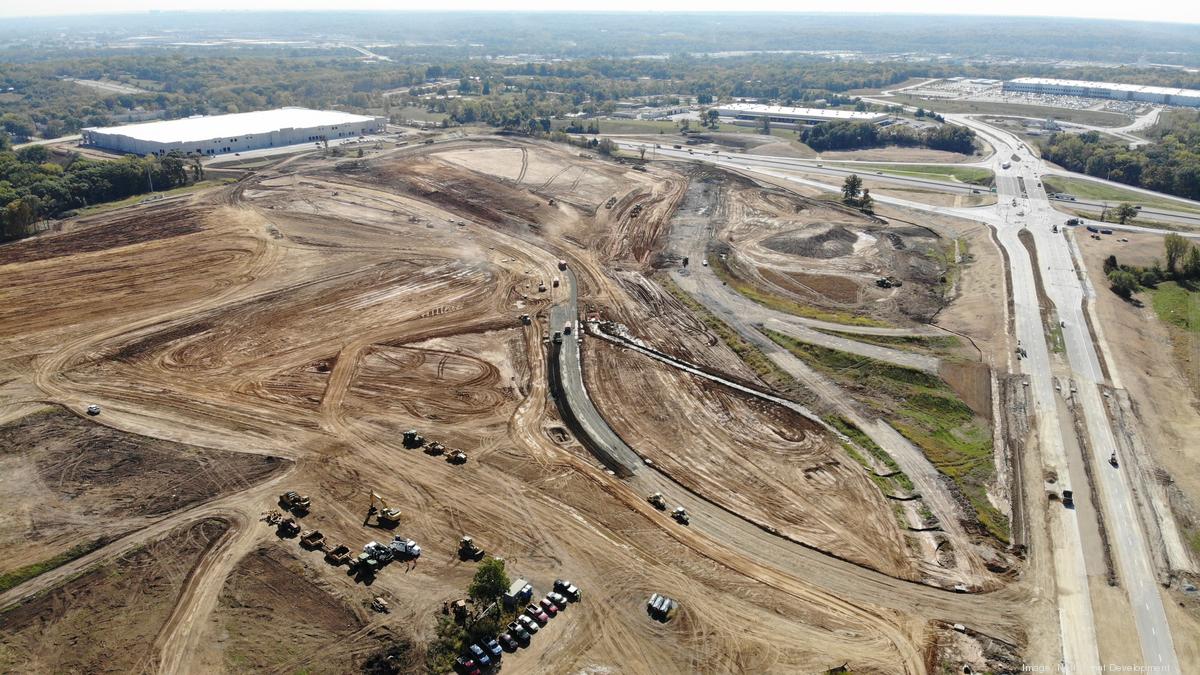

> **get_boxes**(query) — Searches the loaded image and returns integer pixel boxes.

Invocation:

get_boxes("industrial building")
[712,103,889,128]
[82,107,388,156]
[1003,78,1200,107]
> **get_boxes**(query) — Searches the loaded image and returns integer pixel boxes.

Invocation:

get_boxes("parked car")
[547,591,569,608]
[526,604,550,624]
[540,597,559,616]
[482,638,503,660]
[467,643,491,668]
[507,622,532,644]
[498,633,519,652]
[454,656,481,675]
[553,579,582,602]
[517,614,540,634]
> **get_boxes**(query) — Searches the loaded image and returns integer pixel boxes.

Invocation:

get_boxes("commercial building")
[712,103,888,128]
[82,107,388,156]
[1003,78,1200,107]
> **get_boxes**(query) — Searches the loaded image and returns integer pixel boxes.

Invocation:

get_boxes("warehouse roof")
[84,107,381,144]
[715,103,886,121]
[1007,77,1200,98]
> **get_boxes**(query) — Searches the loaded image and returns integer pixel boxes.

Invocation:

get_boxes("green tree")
[1103,255,1119,274]
[1114,202,1139,224]
[842,173,863,204]
[859,188,874,214]
[1184,245,1200,280]
[1164,233,1189,276]
[1108,269,1139,300]
[467,557,510,603]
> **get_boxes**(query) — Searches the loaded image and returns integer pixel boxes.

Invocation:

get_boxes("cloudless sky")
[3,1,1199,24]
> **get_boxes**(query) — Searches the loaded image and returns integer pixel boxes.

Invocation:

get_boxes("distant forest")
[3,13,1200,66]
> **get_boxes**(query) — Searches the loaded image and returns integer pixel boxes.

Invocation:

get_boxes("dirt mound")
[762,225,859,259]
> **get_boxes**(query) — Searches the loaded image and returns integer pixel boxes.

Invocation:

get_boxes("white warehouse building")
[82,107,388,156]
[1003,78,1200,107]
[713,103,888,128]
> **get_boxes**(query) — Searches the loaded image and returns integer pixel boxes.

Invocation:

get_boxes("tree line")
[1040,113,1200,201]
[802,120,978,154]
[0,143,191,240]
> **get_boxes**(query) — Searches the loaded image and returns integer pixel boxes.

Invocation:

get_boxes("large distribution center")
[82,107,388,156]
[713,103,889,128]
[1003,77,1200,107]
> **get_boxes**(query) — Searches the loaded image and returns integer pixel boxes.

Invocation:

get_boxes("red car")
[539,597,559,617]
[525,604,549,625]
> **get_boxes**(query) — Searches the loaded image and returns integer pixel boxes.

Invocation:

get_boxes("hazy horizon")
[2,5,1198,25]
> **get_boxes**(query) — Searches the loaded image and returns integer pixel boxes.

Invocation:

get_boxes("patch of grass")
[1048,322,1066,354]
[393,105,448,123]
[809,327,961,356]
[0,538,108,594]
[707,253,889,328]
[765,329,1008,542]
[1042,176,1200,216]
[657,275,798,392]
[1149,281,1200,332]
[75,178,236,216]
[827,163,995,187]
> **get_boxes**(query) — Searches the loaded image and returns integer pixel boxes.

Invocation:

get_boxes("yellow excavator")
[368,491,402,527]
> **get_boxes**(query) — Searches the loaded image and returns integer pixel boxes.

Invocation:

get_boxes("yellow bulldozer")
[368,491,402,527]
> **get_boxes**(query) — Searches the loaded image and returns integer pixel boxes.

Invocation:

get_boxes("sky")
[3,1,1198,23]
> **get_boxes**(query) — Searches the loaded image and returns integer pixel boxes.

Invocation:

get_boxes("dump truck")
[425,441,446,456]
[558,259,568,271]
[671,507,690,525]
[86,404,101,416]
[1062,490,1075,508]
[552,278,560,288]
[371,597,390,613]
[279,490,311,514]
[647,492,667,510]
[300,529,326,550]
[459,536,484,561]
[447,450,468,465]
[369,492,402,526]
[325,544,352,565]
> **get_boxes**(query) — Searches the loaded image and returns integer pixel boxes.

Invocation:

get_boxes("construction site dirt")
[0,136,1032,673]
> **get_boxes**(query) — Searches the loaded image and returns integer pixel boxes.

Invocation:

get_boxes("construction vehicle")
[671,507,690,525]
[279,490,311,514]
[520,314,532,326]
[1109,453,1119,468]
[389,536,421,559]
[558,259,568,271]
[1062,490,1075,508]
[261,510,283,526]
[647,492,667,510]
[325,544,352,565]
[300,529,326,550]
[458,536,485,561]
[368,491,402,526]
[425,441,445,456]
[351,552,380,574]
[371,597,390,613]
[447,450,468,465]
[562,322,573,335]
[365,540,396,565]
[86,404,101,416]
[278,517,301,537]
[552,277,560,288]
[402,429,425,448]
[647,593,678,622]
[451,598,470,622]
[552,331,562,344]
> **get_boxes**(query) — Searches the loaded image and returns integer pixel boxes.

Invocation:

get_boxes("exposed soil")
[0,518,230,673]
[0,408,288,578]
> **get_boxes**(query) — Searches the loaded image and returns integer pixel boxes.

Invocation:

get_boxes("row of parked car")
[454,580,582,674]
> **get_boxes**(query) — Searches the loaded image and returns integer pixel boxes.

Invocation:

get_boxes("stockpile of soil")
[762,225,858,259]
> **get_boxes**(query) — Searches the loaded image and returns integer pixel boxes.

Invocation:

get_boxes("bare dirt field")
[0,136,1027,673]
